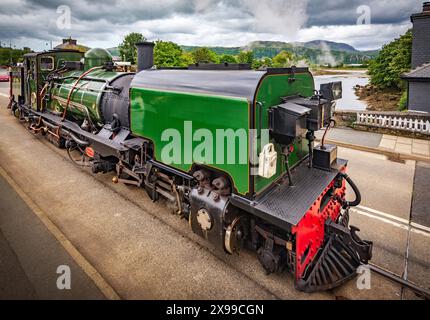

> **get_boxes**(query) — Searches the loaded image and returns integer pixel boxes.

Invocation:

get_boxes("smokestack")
[424,2,430,12]
[135,42,155,72]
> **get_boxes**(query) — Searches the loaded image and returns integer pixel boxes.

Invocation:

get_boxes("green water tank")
[84,48,112,70]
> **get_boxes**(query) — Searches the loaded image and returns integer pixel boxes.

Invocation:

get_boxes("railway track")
[350,206,430,299]
[368,263,430,299]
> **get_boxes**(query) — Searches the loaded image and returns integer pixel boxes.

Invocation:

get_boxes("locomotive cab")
[10,50,84,112]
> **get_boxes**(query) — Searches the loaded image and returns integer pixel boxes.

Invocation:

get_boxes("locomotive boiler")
[9,42,373,293]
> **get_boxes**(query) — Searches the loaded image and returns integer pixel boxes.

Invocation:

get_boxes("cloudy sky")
[0,0,424,51]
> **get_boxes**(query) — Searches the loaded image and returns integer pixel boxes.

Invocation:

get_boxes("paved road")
[316,128,383,148]
[0,82,9,91]
[0,82,428,300]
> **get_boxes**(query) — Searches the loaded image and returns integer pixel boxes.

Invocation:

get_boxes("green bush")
[398,90,408,111]
[368,30,412,90]
[154,40,192,67]
[272,50,294,67]
[237,51,254,64]
[192,47,220,63]
[219,54,237,63]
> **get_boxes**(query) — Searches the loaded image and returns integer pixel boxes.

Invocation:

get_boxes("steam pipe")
[61,66,103,121]
[69,132,90,147]
[340,173,361,207]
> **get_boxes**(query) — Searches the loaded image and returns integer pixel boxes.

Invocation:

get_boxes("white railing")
[356,111,430,135]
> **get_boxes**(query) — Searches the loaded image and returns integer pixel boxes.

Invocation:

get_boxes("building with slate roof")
[402,2,430,112]
[54,37,89,53]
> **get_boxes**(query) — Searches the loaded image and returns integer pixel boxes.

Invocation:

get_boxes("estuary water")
[314,72,369,111]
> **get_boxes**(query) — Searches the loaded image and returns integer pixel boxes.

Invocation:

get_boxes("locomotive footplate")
[231,159,348,231]
[18,105,132,155]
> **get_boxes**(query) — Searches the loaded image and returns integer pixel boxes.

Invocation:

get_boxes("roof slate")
[403,63,430,79]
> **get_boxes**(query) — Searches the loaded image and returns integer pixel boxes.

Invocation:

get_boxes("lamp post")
[9,41,13,66]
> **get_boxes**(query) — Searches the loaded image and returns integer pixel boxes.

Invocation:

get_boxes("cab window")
[40,57,54,71]
[29,60,35,80]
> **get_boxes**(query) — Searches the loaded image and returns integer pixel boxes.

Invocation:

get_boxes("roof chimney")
[62,38,77,45]
[135,42,155,72]
[411,2,430,68]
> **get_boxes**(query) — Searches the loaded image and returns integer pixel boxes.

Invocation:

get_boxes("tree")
[180,52,195,66]
[237,51,254,64]
[252,59,264,70]
[219,54,237,63]
[368,30,412,90]
[262,57,273,68]
[153,40,197,67]
[192,47,219,63]
[119,32,146,64]
[0,47,32,66]
[154,40,183,67]
[272,50,295,68]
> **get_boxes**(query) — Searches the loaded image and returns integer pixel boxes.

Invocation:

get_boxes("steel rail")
[367,263,430,300]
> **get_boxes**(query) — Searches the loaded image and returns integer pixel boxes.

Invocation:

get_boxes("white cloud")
[297,23,412,50]
[0,0,419,51]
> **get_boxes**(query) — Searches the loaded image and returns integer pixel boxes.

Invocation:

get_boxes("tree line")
[0,47,32,66]
[367,30,412,110]
[118,32,306,70]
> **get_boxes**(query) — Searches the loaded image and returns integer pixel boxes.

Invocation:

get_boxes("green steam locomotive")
[9,42,372,293]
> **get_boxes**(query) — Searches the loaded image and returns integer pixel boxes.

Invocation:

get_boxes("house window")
[40,57,54,71]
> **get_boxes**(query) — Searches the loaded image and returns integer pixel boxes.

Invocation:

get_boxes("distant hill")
[182,40,378,65]
[181,45,241,56]
[109,40,379,65]
[243,40,357,52]
[295,40,358,52]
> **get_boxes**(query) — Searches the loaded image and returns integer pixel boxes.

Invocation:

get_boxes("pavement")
[0,174,106,300]
[0,81,429,300]
[316,128,430,162]
[411,162,430,228]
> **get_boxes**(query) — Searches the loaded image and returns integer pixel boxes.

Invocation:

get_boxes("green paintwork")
[254,73,314,194]
[84,48,112,70]
[20,52,315,198]
[17,48,126,124]
[48,69,129,123]
[129,71,315,197]
[39,51,84,72]
[21,51,84,110]
[130,88,251,195]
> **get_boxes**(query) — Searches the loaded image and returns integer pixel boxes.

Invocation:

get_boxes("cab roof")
[23,49,82,58]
